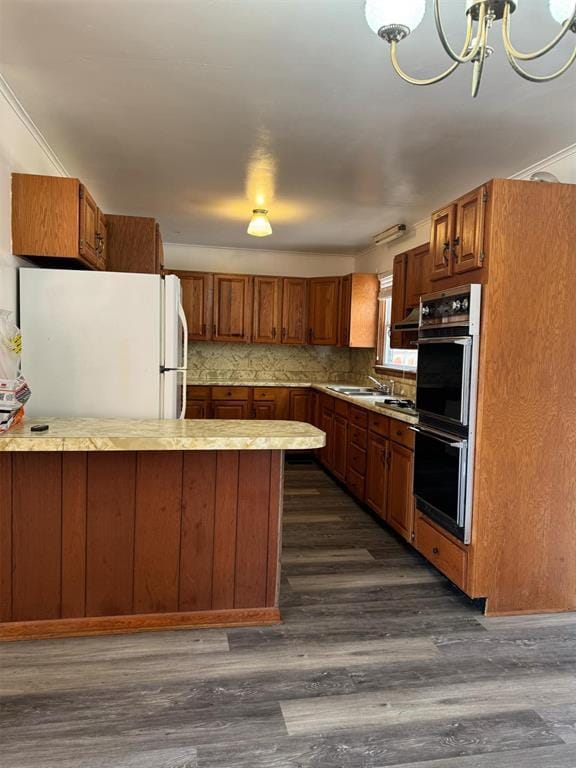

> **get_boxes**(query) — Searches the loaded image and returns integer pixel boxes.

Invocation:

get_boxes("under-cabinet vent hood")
[393,306,420,331]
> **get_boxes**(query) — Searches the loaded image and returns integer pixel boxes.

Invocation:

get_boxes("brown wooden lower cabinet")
[414,513,468,591]
[212,401,250,419]
[386,441,415,541]
[0,450,283,640]
[332,413,348,482]
[365,433,389,520]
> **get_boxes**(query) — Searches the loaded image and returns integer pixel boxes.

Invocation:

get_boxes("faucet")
[368,376,395,396]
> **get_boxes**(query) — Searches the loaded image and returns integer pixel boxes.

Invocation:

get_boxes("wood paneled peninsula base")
[0,417,325,641]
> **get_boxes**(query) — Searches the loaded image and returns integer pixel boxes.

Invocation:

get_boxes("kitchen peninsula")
[0,417,324,641]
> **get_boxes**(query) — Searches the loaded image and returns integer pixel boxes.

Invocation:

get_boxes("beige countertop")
[0,418,326,452]
[188,381,419,425]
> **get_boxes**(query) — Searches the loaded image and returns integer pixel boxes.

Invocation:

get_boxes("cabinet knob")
[432,547,439,555]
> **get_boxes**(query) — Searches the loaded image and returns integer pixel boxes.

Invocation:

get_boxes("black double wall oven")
[412,285,481,544]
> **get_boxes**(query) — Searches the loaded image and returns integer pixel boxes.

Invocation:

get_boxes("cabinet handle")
[452,236,460,260]
[432,547,439,555]
[272,327,277,339]
[442,241,450,264]
[281,327,286,340]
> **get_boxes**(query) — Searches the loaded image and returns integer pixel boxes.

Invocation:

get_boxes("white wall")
[355,143,576,276]
[164,243,356,277]
[0,75,68,313]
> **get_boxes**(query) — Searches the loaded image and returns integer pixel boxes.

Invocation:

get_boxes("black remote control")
[31,424,49,433]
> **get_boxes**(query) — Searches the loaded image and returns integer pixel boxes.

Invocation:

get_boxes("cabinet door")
[308,277,340,345]
[213,274,252,342]
[453,186,486,275]
[253,401,276,420]
[405,243,430,308]
[79,185,99,267]
[430,204,456,281]
[333,414,348,482]
[365,434,389,520]
[319,407,335,468]
[282,278,308,345]
[180,273,213,342]
[389,253,407,350]
[185,401,210,419]
[253,277,282,344]
[386,441,415,542]
[95,209,107,271]
[212,401,249,419]
[289,389,312,422]
[338,275,352,347]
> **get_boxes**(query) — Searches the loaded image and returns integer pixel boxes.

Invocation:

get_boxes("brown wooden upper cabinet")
[12,174,107,270]
[106,215,162,274]
[253,277,282,344]
[404,243,431,308]
[390,253,408,350]
[213,274,253,342]
[338,273,379,348]
[430,184,488,282]
[308,277,341,345]
[281,277,308,345]
[179,272,214,342]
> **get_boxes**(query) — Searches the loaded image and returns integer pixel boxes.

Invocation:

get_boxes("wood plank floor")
[1,458,576,767]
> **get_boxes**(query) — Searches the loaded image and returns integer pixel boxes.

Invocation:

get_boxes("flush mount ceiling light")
[365,0,576,97]
[247,209,272,237]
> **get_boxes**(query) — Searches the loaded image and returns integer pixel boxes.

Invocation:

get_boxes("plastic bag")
[0,310,31,432]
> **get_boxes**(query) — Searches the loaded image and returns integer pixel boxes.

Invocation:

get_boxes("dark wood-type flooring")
[1,459,576,767]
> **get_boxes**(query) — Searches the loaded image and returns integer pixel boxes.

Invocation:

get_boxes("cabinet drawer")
[415,515,467,590]
[369,412,389,437]
[319,393,335,412]
[334,398,349,418]
[390,419,415,449]
[349,406,368,429]
[348,443,367,476]
[253,387,279,400]
[347,467,365,501]
[187,386,211,400]
[211,387,250,401]
[349,425,367,449]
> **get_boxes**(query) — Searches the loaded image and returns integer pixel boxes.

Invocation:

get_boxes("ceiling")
[1,0,575,253]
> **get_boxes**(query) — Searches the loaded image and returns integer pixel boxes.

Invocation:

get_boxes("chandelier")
[365,1,576,97]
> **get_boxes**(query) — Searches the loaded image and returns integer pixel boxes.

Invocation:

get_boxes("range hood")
[393,306,420,331]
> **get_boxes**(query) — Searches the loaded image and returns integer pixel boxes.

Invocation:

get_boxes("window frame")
[374,275,417,377]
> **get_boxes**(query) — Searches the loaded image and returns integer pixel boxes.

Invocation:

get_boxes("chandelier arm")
[389,41,460,86]
[471,20,490,97]
[434,0,483,64]
[504,44,576,81]
[502,1,576,61]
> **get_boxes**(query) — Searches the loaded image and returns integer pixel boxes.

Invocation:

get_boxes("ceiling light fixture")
[365,0,576,98]
[247,209,273,237]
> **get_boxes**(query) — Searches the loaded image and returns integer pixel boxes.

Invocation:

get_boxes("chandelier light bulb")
[247,209,272,238]
[550,0,576,26]
[364,0,426,39]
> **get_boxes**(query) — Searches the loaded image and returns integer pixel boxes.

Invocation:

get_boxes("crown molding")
[0,73,69,177]
[509,142,576,180]
[164,241,356,259]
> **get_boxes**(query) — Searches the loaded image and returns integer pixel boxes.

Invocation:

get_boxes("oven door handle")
[409,425,466,448]
[415,337,472,345]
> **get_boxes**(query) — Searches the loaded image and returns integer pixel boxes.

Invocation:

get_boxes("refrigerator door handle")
[179,369,187,420]
[178,302,188,370]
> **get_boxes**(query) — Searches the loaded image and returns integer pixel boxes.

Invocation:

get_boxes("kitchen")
[1,1,576,766]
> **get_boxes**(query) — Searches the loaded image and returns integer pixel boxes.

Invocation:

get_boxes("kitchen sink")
[326,386,380,396]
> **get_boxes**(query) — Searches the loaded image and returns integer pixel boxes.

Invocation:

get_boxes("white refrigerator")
[19,269,188,419]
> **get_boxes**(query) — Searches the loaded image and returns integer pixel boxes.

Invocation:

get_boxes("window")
[375,274,418,371]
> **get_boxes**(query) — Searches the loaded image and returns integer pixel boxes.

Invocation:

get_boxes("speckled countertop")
[189,381,419,425]
[0,418,326,452]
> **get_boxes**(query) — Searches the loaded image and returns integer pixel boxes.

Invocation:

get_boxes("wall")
[0,76,68,313]
[355,143,576,277]
[165,243,355,277]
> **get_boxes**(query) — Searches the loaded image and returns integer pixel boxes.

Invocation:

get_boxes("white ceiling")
[1,0,575,253]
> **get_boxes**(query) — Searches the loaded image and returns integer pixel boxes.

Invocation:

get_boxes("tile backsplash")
[188,343,416,399]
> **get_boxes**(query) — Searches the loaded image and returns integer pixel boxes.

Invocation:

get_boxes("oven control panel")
[419,285,481,334]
